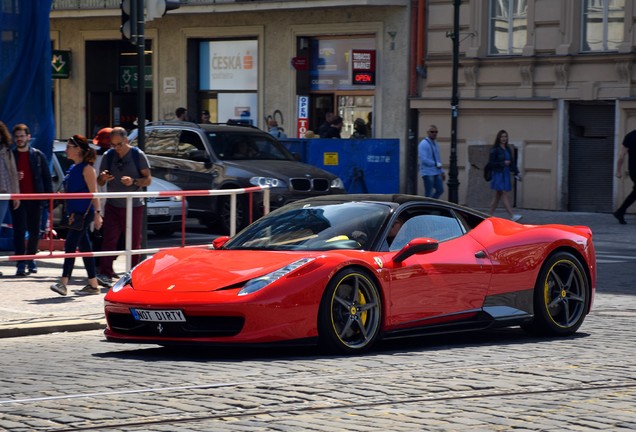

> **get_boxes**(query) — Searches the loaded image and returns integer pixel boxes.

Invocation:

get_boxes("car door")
[383,208,492,329]
[143,128,220,212]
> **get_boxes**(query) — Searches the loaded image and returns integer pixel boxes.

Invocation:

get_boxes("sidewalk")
[0,208,632,338]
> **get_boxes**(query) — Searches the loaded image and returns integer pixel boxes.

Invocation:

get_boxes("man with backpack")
[95,127,151,288]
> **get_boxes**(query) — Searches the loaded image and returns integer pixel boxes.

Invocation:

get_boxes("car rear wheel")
[318,268,381,354]
[523,251,590,336]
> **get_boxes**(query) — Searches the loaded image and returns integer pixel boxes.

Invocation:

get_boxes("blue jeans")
[0,199,8,230]
[422,175,444,199]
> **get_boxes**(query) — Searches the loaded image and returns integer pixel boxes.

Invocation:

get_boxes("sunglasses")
[67,137,80,147]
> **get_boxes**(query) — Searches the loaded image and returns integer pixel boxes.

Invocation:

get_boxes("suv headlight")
[331,177,345,189]
[250,176,285,188]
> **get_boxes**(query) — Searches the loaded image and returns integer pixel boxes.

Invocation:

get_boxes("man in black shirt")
[614,129,636,224]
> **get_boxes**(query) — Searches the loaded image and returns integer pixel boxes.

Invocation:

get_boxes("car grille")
[147,197,172,203]
[290,178,330,192]
[107,312,244,337]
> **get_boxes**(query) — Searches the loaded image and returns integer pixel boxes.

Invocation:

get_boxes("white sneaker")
[511,214,523,222]
[50,282,67,296]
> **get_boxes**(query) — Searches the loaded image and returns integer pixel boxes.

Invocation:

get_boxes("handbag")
[483,162,493,182]
[60,205,92,231]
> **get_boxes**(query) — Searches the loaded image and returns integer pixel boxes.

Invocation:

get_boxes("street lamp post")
[136,0,145,152]
[447,0,461,204]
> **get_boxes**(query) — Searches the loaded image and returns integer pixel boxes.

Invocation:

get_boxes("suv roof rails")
[146,121,202,128]
[223,120,260,129]
[144,120,261,130]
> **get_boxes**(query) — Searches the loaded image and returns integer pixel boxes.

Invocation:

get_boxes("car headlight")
[331,177,345,189]
[238,257,315,296]
[170,195,183,202]
[112,272,132,292]
[250,176,284,188]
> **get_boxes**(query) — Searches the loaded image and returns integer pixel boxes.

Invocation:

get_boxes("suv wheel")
[219,194,248,235]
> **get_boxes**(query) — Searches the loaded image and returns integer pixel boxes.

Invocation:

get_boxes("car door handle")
[475,250,487,259]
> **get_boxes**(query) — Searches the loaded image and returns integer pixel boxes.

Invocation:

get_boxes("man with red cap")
[93,127,113,155]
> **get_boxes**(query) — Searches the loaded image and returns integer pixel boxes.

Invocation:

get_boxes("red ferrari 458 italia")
[104,194,596,354]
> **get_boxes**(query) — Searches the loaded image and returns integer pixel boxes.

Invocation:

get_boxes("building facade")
[415,0,636,212]
[49,0,636,213]
[49,0,412,187]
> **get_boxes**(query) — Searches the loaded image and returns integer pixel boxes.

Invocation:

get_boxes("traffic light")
[146,0,181,22]
[120,0,138,45]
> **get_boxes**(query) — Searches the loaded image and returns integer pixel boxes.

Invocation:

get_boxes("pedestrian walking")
[418,125,445,199]
[318,111,335,138]
[175,107,188,121]
[267,119,288,139]
[96,127,151,288]
[10,124,53,276]
[0,121,20,277]
[50,135,103,296]
[488,129,522,222]
[324,116,343,139]
[614,129,636,224]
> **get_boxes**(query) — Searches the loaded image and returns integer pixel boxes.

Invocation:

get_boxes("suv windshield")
[207,131,293,161]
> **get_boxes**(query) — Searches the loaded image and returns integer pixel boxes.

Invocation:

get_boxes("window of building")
[581,0,625,52]
[489,0,528,55]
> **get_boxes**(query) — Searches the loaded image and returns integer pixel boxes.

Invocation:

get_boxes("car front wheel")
[318,268,382,354]
[524,251,590,336]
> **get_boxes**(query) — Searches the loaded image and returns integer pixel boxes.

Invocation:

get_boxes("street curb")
[0,318,106,339]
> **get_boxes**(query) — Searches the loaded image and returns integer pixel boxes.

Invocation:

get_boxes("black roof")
[291,194,490,218]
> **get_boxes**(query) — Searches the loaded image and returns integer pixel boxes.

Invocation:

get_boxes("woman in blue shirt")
[50,135,103,296]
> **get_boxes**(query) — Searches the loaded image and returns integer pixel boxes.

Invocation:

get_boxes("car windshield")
[224,201,391,251]
[207,131,294,161]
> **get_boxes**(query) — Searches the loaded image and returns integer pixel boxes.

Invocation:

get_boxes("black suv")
[128,122,346,233]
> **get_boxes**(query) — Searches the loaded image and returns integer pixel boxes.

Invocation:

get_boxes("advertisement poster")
[200,40,258,91]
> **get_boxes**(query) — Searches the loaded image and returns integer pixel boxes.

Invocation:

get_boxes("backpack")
[483,162,493,182]
[104,146,142,176]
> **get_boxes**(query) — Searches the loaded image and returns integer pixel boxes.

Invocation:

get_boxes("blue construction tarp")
[283,138,400,194]
[0,1,55,161]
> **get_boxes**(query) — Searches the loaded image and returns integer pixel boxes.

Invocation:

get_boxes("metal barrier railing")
[0,186,270,272]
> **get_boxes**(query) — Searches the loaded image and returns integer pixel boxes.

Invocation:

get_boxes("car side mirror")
[392,238,439,263]
[212,236,231,249]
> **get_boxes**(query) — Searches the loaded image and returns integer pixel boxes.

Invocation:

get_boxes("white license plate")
[148,207,170,216]
[131,308,186,322]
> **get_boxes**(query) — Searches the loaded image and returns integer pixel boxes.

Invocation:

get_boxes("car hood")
[223,159,339,180]
[148,176,181,192]
[130,247,319,292]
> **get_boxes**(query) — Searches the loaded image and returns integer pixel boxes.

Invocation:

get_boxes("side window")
[177,130,209,162]
[145,129,180,157]
[389,209,464,251]
[453,209,486,231]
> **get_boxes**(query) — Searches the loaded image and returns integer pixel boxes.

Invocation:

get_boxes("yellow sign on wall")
[324,152,339,166]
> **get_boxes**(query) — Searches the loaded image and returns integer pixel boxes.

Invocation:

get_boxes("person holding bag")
[50,135,103,296]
